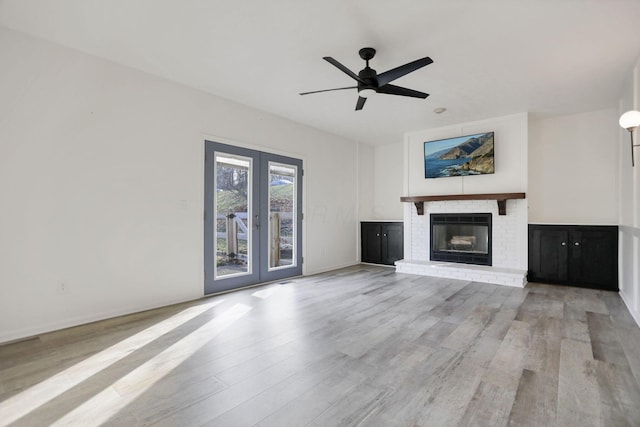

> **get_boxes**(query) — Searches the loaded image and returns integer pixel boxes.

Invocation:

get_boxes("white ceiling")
[1,0,639,145]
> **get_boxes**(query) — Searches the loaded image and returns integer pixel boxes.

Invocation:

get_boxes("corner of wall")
[617,55,640,329]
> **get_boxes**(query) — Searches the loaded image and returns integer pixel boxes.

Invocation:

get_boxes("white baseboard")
[619,289,640,329]
[303,261,361,276]
[0,295,200,345]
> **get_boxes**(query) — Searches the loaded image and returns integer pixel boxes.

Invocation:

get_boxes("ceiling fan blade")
[355,96,367,111]
[377,84,429,99]
[323,57,366,83]
[377,57,433,86]
[299,86,357,95]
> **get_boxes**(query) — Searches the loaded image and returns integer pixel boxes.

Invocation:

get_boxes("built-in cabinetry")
[528,224,618,291]
[361,222,404,266]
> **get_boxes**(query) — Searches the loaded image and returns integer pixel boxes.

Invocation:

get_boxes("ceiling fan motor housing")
[358,67,378,93]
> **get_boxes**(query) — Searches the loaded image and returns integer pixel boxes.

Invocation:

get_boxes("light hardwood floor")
[1,265,640,426]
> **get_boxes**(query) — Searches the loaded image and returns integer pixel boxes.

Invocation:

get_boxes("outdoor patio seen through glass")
[215,154,252,278]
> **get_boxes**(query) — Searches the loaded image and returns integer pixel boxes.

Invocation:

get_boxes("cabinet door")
[382,223,404,265]
[568,230,618,290]
[361,223,382,264]
[529,228,569,282]
[528,225,618,291]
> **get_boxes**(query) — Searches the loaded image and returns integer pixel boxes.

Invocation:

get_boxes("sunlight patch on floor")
[252,287,280,299]
[50,303,252,427]
[0,300,224,426]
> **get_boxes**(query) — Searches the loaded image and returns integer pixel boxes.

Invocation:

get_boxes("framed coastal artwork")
[424,132,495,178]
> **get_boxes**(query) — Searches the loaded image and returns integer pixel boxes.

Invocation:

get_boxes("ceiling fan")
[300,47,433,111]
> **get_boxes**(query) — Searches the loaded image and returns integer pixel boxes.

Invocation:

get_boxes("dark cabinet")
[528,225,618,291]
[361,222,404,266]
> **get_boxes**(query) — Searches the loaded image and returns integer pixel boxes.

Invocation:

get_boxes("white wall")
[528,109,619,225]
[0,27,362,343]
[618,57,640,327]
[404,113,528,196]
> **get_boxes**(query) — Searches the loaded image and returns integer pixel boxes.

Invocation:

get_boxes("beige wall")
[357,143,375,221]
[371,143,404,220]
[528,108,619,225]
[404,113,528,196]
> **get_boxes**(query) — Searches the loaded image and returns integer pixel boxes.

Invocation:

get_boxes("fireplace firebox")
[430,213,492,266]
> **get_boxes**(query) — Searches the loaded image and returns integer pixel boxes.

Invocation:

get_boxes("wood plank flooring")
[1,265,639,426]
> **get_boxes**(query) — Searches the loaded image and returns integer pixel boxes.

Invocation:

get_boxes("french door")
[204,141,303,294]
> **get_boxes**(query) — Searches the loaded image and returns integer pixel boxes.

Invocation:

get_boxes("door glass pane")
[268,162,296,270]
[215,154,252,278]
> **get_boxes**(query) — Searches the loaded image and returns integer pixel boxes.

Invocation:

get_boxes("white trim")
[620,289,640,328]
[0,295,199,345]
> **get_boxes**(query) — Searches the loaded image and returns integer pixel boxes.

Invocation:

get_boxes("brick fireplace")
[395,197,528,287]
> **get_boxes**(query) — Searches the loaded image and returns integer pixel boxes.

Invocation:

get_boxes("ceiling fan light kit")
[300,47,433,111]
[358,88,376,98]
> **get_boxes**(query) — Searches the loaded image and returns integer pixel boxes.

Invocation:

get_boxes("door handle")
[255,215,260,229]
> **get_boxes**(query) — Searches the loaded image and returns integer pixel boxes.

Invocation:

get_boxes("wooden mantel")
[400,192,526,216]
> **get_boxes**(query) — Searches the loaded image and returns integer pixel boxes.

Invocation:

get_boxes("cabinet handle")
[376,234,380,237]
[561,242,566,246]
[383,234,387,237]
[574,242,580,246]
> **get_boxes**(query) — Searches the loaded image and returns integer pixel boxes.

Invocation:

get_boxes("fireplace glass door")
[430,213,492,265]
[432,224,489,254]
